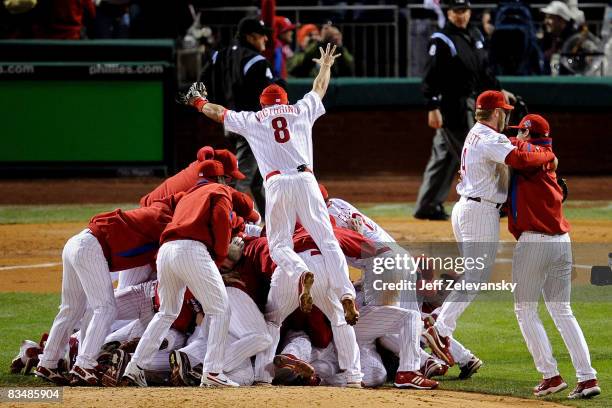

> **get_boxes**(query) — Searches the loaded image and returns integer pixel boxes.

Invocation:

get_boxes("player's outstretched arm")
[311,43,342,99]
[177,82,226,123]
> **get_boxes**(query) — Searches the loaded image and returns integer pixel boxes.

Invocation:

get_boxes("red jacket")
[88,196,179,272]
[160,183,233,262]
[293,225,377,259]
[140,161,200,207]
[507,138,570,240]
[230,237,276,310]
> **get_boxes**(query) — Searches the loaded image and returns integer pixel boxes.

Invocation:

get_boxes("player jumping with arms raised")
[179,43,359,325]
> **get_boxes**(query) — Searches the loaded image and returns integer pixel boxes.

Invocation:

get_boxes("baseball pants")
[180,332,255,386]
[147,328,187,371]
[131,240,230,374]
[263,250,362,384]
[513,232,597,382]
[265,171,356,300]
[355,304,421,372]
[226,287,272,374]
[39,229,117,370]
[435,197,500,337]
[117,265,154,290]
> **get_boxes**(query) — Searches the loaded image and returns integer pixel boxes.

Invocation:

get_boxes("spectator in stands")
[415,0,513,220]
[273,15,296,79]
[201,16,274,217]
[31,0,95,39]
[91,0,130,39]
[296,23,320,51]
[540,1,578,75]
[287,23,355,77]
[480,8,494,44]
[0,0,37,38]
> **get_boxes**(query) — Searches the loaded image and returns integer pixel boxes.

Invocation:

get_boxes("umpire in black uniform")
[203,17,274,218]
[414,0,513,220]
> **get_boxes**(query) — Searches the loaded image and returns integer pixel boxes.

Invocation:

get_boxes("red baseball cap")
[476,90,514,110]
[274,16,296,34]
[214,149,246,180]
[508,114,550,136]
[260,84,288,106]
[231,191,260,223]
[197,159,224,179]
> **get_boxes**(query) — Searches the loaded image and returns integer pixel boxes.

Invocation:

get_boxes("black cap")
[237,17,272,37]
[447,0,471,10]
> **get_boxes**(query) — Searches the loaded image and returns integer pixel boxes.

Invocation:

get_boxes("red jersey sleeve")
[211,194,232,262]
[505,147,555,170]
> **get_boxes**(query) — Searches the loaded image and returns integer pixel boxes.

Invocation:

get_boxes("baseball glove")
[557,177,568,203]
[176,82,207,106]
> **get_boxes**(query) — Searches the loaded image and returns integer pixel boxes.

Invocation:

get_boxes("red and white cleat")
[568,379,601,399]
[394,371,439,390]
[533,375,568,397]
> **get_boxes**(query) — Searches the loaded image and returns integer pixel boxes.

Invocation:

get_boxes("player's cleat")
[298,271,315,313]
[35,365,70,386]
[101,349,130,387]
[421,357,449,379]
[69,365,101,386]
[11,340,41,375]
[121,361,148,387]
[533,375,568,397]
[200,372,240,387]
[458,355,483,379]
[568,379,601,399]
[422,326,454,366]
[169,350,199,386]
[273,354,315,378]
[394,371,439,390]
[341,296,359,326]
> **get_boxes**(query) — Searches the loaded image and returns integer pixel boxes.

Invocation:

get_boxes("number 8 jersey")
[223,91,326,176]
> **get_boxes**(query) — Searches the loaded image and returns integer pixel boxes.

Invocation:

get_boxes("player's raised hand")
[313,42,341,67]
[176,82,208,106]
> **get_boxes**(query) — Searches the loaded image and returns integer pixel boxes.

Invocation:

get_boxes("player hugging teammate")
[9,43,600,400]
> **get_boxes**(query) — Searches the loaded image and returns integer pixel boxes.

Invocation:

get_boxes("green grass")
[0,201,609,225]
[0,203,138,224]
[359,201,612,221]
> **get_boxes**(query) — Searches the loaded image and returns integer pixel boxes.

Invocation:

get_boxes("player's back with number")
[224,90,325,176]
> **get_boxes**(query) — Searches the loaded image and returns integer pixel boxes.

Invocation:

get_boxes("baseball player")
[261,224,365,386]
[507,114,600,399]
[180,43,359,324]
[121,160,240,387]
[36,195,178,386]
[423,90,558,366]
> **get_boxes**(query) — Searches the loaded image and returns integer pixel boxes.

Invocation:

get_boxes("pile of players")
[11,146,483,389]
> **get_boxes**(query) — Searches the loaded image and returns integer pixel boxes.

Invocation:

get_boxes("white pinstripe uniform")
[103,280,156,343]
[179,326,255,385]
[262,250,362,384]
[435,122,516,338]
[39,229,117,370]
[225,287,272,379]
[513,233,597,382]
[146,328,187,372]
[129,240,229,374]
[117,265,154,289]
[224,92,355,300]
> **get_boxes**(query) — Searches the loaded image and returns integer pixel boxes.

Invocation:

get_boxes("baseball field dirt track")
[2,387,567,408]
[1,176,610,408]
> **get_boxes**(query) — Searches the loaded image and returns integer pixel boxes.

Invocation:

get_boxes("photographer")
[288,23,355,77]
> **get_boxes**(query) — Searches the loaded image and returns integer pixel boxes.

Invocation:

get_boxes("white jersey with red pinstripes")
[223,91,325,177]
[457,122,516,204]
[326,198,395,244]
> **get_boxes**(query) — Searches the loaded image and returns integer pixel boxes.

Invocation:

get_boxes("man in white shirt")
[179,43,359,325]
[423,90,557,365]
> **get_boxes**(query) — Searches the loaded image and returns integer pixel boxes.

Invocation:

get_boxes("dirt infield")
[0,175,610,204]
[4,387,566,408]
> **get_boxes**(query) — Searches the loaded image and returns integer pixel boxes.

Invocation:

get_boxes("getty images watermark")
[367,248,517,293]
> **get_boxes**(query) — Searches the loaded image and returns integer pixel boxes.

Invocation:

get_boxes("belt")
[265,164,312,181]
[467,196,503,209]
[310,249,321,256]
